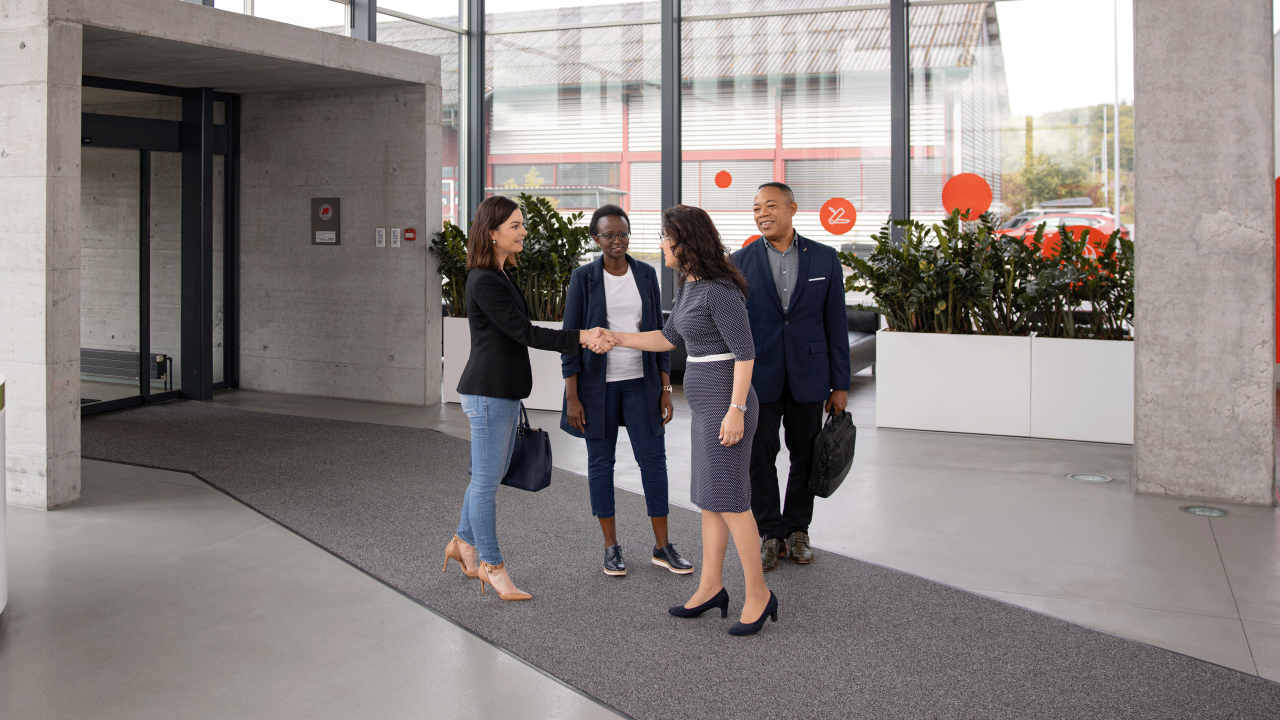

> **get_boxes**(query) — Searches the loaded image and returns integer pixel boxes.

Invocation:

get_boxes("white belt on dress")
[687,352,735,363]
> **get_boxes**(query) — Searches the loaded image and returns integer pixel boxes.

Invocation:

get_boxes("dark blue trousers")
[585,378,669,519]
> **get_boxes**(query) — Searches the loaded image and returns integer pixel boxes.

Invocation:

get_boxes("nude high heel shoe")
[443,535,479,578]
[478,561,532,601]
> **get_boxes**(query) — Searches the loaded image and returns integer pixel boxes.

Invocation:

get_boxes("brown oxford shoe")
[760,537,785,572]
[786,531,814,564]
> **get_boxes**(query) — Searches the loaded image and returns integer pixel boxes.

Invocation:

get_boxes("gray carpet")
[83,401,1280,720]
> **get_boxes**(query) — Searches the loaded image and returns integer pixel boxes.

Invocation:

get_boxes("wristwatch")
[730,403,747,413]
[662,385,673,393]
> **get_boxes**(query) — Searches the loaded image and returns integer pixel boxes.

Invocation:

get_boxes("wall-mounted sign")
[311,197,341,245]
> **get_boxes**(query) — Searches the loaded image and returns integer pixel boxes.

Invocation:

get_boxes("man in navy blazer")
[731,182,850,572]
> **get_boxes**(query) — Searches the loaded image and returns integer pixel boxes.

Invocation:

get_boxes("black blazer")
[559,255,671,440]
[456,267,582,400]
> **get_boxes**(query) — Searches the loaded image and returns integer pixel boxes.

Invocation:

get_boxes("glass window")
[251,0,347,30]
[907,2,1005,224]
[487,0,660,29]
[681,0,883,17]
[681,11,892,249]
[376,19,464,227]
[485,24,662,245]
[381,0,461,27]
[913,1,1135,232]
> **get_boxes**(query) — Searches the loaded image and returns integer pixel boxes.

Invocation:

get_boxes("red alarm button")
[404,228,417,242]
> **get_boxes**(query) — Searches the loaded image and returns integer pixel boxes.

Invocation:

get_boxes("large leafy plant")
[428,193,590,321]
[430,221,470,317]
[841,210,1133,340]
[508,193,591,321]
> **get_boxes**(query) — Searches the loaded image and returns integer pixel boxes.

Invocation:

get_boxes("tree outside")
[1001,103,1133,225]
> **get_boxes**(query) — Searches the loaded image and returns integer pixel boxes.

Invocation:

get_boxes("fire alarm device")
[404,228,417,242]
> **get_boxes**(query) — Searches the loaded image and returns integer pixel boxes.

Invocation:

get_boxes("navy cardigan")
[560,255,671,440]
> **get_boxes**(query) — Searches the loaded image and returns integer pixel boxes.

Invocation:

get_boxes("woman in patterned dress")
[601,205,778,636]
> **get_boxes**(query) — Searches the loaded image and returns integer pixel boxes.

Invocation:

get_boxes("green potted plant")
[431,194,590,409]
[841,211,1135,443]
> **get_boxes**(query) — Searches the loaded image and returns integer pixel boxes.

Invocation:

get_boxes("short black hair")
[589,204,630,235]
[757,181,796,205]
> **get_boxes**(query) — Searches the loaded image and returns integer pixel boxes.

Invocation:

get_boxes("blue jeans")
[585,378,669,519]
[457,394,521,565]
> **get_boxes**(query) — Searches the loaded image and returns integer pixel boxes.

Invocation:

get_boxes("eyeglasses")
[659,234,672,244]
[594,232,630,242]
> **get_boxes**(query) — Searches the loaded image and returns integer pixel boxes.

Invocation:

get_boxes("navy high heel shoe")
[728,591,778,636]
[669,587,730,618]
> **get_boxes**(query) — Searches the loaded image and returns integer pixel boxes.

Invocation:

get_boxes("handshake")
[580,327,620,354]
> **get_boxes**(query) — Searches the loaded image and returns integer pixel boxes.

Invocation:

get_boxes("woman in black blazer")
[444,195,608,602]
[561,205,692,578]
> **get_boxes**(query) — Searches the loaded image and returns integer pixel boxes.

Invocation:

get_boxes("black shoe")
[669,587,730,618]
[652,543,695,574]
[729,591,778,636]
[603,544,626,576]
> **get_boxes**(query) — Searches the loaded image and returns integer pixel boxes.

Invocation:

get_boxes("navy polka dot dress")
[662,279,759,513]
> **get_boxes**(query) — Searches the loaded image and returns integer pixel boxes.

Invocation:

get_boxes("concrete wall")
[1133,0,1276,505]
[0,5,83,509]
[239,86,442,405]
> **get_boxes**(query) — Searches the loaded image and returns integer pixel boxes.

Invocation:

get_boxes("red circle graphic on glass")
[820,198,857,235]
[942,173,992,220]
[715,171,733,189]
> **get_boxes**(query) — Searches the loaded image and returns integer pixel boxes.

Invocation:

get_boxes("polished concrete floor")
[3,374,1278,718]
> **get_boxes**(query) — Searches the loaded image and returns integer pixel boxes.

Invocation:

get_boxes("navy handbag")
[501,403,553,492]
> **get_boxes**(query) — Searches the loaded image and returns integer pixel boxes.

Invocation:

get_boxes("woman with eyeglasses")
[598,205,776,636]
[560,205,692,578]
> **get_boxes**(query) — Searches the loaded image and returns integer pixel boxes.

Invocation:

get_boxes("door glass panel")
[80,148,142,406]
[213,154,226,385]
[151,151,183,392]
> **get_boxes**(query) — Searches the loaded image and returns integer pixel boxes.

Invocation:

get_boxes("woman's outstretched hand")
[581,327,618,354]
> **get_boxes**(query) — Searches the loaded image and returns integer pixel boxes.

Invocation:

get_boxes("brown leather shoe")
[786,531,814,564]
[760,537,784,572]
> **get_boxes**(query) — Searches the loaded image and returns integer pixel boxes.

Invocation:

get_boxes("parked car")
[997,213,1129,258]
[999,207,1116,231]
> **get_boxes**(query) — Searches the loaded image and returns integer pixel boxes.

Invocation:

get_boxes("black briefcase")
[501,403,553,492]
[809,410,856,499]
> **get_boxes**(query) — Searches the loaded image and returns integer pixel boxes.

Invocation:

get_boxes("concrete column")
[1133,0,1276,505]
[0,5,83,509]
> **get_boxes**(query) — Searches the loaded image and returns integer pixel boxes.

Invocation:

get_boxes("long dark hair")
[467,195,519,271]
[663,205,749,295]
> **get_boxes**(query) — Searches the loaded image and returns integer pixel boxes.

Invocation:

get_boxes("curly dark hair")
[662,205,749,296]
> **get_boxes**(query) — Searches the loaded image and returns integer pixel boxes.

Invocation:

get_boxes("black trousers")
[749,379,824,539]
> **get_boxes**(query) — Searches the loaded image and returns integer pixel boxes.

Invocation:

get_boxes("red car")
[997,213,1129,258]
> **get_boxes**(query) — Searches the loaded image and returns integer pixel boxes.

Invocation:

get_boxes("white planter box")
[877,332,1032,437]
[1030,336,1134,444]
[876,331,1134,444]
[441,317,566,412]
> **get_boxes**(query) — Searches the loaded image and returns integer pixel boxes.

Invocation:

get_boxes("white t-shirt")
[603,266,645,382]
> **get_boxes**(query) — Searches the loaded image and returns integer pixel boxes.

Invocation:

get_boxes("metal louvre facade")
[386,1,1009,249]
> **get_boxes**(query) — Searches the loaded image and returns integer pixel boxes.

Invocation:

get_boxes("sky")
[224,0,1140,119]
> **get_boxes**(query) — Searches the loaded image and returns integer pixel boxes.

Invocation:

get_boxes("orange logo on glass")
[941,173,992,220]
[820,198,856,235]
[715,171,732,189]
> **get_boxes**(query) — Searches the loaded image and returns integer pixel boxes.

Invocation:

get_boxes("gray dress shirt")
[765,237,800,313]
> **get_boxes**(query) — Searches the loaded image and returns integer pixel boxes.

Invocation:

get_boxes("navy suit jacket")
[731,233,851,405]
[559,255,671,440]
